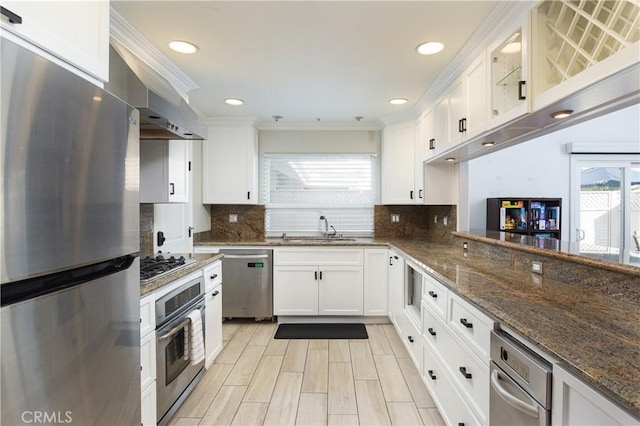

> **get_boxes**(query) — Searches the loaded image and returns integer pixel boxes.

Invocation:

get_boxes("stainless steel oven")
[155,276,205,426]
[490,330,552,426]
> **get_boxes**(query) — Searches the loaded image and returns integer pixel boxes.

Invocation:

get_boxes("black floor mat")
[274,323,368,339]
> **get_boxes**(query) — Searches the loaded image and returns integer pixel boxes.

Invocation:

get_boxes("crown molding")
[204,116,261,128]
[412,1,537,115]
[110,8,198,102]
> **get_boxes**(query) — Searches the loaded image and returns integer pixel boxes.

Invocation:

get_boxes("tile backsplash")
[193,204,456,243]
[140,203,154,254]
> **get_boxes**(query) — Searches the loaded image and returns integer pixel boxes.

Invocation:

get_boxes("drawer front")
[140,331,156,391]
[422,343,482,426]
[140,295,155,338]
[422,302,446,354]
[203,261,222,291]
[422,274,448,320]
[402,313,423,373]
[275,248,363,266]
[448,293,494,363]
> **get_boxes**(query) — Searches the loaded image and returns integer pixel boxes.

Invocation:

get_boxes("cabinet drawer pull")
[428,327,436,336]
[169,183,175,195]
[429,138,435,150]
[518,80,526,100]
[247,191,251,200]
[410,190,414,200]
[458,423,465,426]
[210,274,218,279]
[319,271,323,280]
[427,370,436,380]
[461,118,467,132]
[428,291,437,299]
[0,7,22,24]
[458,119,463,133]
[407,336,414,343]
[460,318,473,328]
[459,366,472,379]
[314,271,318,280]
[212,290,219,297]
[418,189,423,199]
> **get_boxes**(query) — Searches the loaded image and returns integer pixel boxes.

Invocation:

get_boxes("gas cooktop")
[140,255,194,280]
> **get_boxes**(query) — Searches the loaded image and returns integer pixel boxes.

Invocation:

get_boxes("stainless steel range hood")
[105,44,206,140]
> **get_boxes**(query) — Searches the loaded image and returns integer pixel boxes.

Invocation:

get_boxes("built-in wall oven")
[155,276,206,425]
[490,330,552,426]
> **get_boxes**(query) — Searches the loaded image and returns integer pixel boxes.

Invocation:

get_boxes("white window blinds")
[262,154,377,236]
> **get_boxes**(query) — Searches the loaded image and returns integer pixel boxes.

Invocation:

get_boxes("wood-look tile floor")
[168,322,445,426]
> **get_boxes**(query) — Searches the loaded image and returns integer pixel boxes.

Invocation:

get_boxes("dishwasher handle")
[491,369,539,418]
[223,254,269,259]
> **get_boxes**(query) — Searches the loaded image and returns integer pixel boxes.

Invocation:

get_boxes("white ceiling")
[112,1,498,125]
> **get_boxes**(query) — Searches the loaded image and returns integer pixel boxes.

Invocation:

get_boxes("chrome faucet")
[320,215,337,238]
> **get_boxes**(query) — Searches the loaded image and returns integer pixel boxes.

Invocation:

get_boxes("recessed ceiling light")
[551,109,574,119]
[482,141,495,147]
[224,98,244,106]
[445,157,456,162]
[416,41,444,55]
[92,96,102,102]
[169,40,198,54]
[389,98,408,105]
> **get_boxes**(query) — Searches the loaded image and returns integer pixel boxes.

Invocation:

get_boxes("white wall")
[462,103,640,240]
[259,129,381,155]
[191,139,211,232]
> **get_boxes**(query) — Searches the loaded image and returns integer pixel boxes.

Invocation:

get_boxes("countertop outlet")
[532,261,543,274]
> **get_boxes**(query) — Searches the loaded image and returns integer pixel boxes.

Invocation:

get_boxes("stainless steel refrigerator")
[1,38,141,425]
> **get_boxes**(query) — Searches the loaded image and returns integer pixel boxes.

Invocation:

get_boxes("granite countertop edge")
[140,253,223,297]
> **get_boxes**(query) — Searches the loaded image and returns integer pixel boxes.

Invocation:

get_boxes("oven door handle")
[490,369,539,418]
[158,318,190,341]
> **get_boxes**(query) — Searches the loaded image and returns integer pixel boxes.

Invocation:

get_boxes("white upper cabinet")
[382,121,417,204]
[140,140,190,203]
[433,95,450,156]
[202,126,258,204]
[488,14,531,129]
[531,0,640,110]
[0,1,109,83]
[448,54,488,145]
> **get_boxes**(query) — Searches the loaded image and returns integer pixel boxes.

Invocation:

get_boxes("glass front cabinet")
[487,15,531,129]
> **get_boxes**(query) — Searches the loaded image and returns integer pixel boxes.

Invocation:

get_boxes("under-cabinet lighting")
[482,141,495,147]
[416,41,444,55]
[225,98,244,106]
[92,96,102,102]
[389,98,408,105]
[551,109,574,119]
[169,40,198,54]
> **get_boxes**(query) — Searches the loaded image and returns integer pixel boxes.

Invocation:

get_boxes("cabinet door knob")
[428,291,438,299]
[407,336,414,343]
[0,7,22,24]
[427,370,437,380]
[210,274,218,279]
[428,327,436,336]
[460,318,473,328]
[459,366,472,379]
[212,290,219,297]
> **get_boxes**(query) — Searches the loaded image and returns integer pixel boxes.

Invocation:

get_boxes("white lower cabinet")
[552,364,639,426]
[204,284,223,368]
[140,295,157,426]
[422,341,481,426]
[273,248,365,316]
[203,261,223,369]
[274,266,320,315]
[141,382,157,426]
[387,250,405,329]
[363,248,389,316]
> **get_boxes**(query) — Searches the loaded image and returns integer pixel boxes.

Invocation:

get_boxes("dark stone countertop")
[387,239,640,419]
[191,238,640,417]
[140,253,223,297]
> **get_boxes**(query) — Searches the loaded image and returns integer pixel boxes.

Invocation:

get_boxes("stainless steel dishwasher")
[490,330,552,426]
[219,249,273,320]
